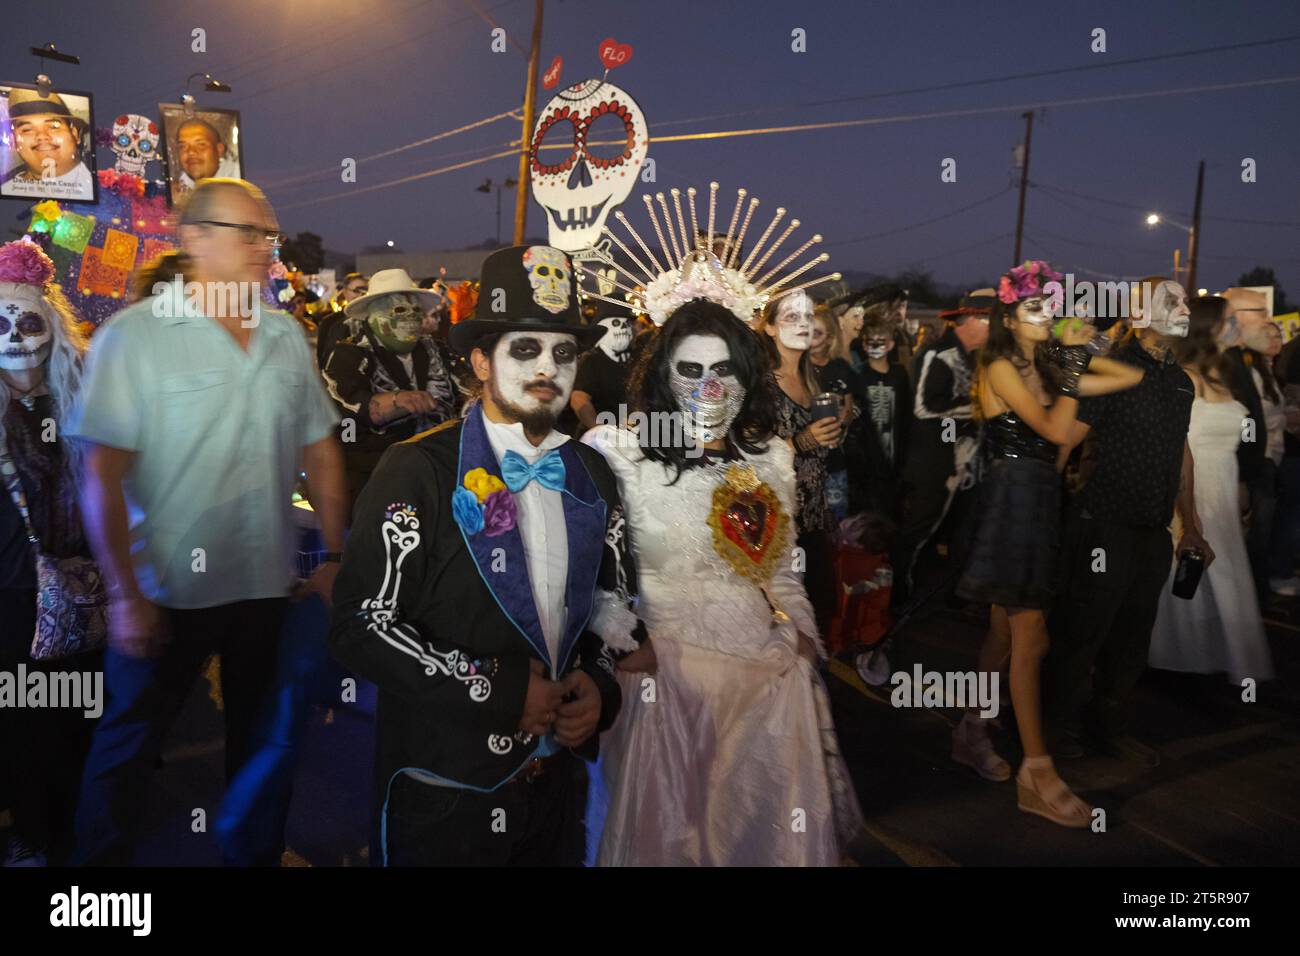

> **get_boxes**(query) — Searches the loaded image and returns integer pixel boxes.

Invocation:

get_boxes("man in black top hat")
[329,245,642,866]
[570,297,636,432]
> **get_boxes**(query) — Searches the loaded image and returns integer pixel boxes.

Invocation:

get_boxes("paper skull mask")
[111,114,160,177]
[529,78,648,252]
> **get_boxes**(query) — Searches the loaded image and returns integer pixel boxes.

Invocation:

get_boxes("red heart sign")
[542,55,563,90]
[598,37,633,71]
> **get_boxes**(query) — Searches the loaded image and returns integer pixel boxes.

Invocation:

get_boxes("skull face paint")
[597,314,634,362]
[864,334,893,360]
[773,291,814,351]
[522,246,571,315]
[1148,280,1190,338]
[367,293,424,354]
[529,78,649,252]
[110,114,160,177]
[0,299,52,370]
[668,334,745,444]
[489,331,579,431]
[1015,294,1056,327]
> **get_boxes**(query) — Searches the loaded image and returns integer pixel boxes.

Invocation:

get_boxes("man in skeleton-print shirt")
[321,269,461,511]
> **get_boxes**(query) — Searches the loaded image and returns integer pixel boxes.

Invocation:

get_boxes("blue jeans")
[74,598,287,865]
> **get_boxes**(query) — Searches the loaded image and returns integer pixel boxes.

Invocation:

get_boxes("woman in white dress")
[582,299,865,866]
[1150,295,1274,684]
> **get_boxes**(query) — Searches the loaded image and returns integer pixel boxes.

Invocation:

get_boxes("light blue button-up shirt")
[67,295,340,609]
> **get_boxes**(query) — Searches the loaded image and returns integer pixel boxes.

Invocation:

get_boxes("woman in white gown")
[1150,295,1274,684]
[583,299,865,866]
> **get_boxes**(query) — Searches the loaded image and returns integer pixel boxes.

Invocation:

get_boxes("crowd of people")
[0,175,1285,866]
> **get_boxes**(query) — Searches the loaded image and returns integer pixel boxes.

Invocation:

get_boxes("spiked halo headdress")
[575,181,841,327]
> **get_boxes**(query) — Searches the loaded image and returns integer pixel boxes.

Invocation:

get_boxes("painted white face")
[0,297,52,371]
[1015,294,1056,327]
[774,291,814,350]
[865,333,893,360]
[668,333,745,443]
[1149,280,1190,338]
[490,330,579,422]
[597,314,634,361]
[529,78,649,251]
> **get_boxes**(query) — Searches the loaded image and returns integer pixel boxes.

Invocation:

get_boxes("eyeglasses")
[191,220,285,247]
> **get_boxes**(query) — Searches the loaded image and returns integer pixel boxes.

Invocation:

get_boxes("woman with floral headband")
[952,261,1142,828]
[0,239,101,865]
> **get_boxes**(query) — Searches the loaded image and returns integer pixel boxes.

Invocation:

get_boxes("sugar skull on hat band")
[529,78,649,253]
[523,245,571,315]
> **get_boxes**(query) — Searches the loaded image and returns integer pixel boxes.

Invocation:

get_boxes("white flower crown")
[577,183,840,327]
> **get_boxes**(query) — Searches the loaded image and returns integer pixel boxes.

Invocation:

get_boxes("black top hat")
[449,245,606,355]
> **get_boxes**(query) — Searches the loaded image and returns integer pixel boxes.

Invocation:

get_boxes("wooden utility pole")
[1187,159,1204,292]
[512,0,544,246]
[1012,111,1033,264]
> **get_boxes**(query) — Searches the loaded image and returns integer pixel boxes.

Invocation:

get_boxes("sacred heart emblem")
[708,464,789,582]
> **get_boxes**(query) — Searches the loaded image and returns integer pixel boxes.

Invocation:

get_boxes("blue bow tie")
[500,448,566,493]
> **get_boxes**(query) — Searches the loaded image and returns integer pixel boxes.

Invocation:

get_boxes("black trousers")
[74,597,286,866]
[0,588,101,862]
[798,530,837,637]
[1044,511,1172,739]
[383,752,588,866]
[891,471,976,605]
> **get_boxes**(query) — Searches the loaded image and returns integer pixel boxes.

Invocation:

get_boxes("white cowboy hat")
[344,268,442,319]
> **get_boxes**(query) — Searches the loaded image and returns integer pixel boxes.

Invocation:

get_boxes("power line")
[1034,181,1300,228]
[824,187,1013,247]
[275,147,517,211]
[649,34,1300,133]
[260,109,521,190]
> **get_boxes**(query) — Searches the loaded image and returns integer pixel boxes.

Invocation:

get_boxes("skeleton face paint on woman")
[367,293,425,354]
[668,334,745,444]
[488,331,578,434]
[1014,294,1056,329]
[772,291,814,350]
[1148,280,1190,338]
[0,299,51,371]
[597,314,634,363]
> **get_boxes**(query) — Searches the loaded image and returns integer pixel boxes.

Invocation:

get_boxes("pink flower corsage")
[482,489,518,537]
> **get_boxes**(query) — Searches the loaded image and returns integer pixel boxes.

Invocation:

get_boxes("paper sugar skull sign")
[529,78,648,253]
[110,114,160,177]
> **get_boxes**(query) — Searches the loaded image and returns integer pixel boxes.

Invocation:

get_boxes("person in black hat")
[328,245,642,866]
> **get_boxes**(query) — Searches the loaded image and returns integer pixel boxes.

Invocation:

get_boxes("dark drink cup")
[1171,547,1205,600]
[811,392,840,421]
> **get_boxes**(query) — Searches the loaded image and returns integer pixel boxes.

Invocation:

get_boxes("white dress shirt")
[482,415,570,672]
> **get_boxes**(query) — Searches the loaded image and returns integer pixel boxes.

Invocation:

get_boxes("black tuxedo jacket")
[328,404,635,793]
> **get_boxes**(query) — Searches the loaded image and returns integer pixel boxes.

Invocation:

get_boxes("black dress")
[955,410,1060,610]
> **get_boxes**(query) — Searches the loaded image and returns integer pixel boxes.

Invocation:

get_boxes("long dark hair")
[757,296,819,395]
[1171,295,1230,392]
[628,298,778,481]
[976,296,1066,413]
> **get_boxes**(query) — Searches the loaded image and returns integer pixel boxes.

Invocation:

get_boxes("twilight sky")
[6,0,1300,297]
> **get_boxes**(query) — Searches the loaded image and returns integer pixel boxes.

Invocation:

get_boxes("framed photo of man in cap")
[157,103,243,206]
[0,82,98,202]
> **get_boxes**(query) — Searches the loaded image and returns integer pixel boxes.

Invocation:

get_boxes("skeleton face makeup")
[668,334,745,444]
[865,334,893,360]
[597,314,634,362]
[488,331,578,432]
[367,293,424,354]
[0,298,51,371]
[773,291,814,351]
[1015,294,1056,327]
[1148,281,1190,338]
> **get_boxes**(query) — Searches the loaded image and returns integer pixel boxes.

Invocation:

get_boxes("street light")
[1145,212,1195,282]
[476,177,517,245]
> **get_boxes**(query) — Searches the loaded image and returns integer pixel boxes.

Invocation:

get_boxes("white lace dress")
[582,425,863,866]
[1150,398,1274,684]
